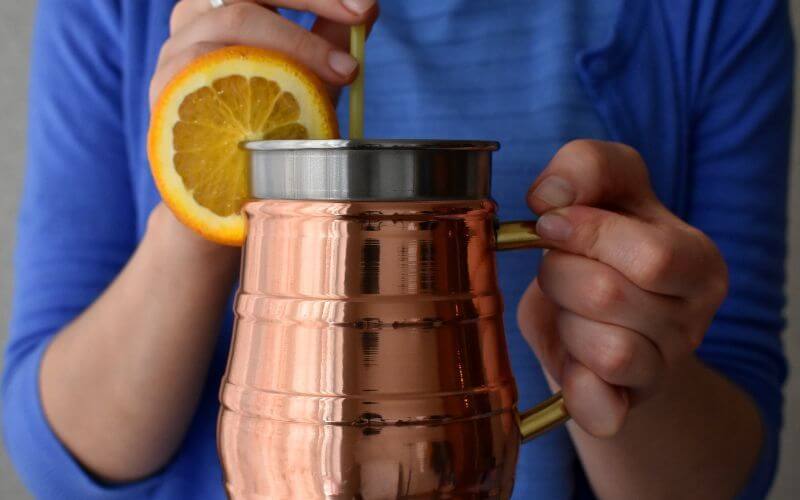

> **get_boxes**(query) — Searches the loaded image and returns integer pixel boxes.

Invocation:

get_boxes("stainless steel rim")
[247,139,498,201]
[243,139,500,152]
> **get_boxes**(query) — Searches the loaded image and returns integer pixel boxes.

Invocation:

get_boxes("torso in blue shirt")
[6,0,792,499]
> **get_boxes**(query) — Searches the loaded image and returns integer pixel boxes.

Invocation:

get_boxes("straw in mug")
[349,24,365,139]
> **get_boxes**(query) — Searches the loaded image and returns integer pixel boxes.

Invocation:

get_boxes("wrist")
[143,203,241,281]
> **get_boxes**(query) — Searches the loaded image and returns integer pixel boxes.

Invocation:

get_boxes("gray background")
[0,2,798,499]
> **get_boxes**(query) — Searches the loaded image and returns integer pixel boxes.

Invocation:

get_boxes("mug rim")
[242,139,500,152]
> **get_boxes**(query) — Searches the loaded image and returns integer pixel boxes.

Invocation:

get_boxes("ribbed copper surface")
[218,199,522,499]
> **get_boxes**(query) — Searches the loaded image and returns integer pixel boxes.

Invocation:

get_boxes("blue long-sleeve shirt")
[3,1,793,498]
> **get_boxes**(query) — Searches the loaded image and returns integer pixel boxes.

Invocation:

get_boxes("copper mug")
[218,140,569,499]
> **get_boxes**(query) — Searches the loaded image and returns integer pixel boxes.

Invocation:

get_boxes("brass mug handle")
[495,220,570,442]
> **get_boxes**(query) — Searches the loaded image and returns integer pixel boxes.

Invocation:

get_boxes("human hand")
[150,0,379,108]
[518,140,729,437]
[147,1,378,251]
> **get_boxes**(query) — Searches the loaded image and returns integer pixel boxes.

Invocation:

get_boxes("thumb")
[527,140,666,221]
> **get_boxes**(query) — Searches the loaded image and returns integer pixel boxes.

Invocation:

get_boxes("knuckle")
[633,233,676,288]
[169,1,188,33]
[562,140,609,173]
[683,226,729,304]
[664,319,700,363]
[617,143,646,168]
[666,301,716,359]
[614,142,650,179]
[585,271,624,313]
[699,234,729,302]
[185,41,217,61]
[709,272,729,305]
[149,78,161,105]
[703,265,729,307]
[615,143,653,191]
[290,31,320,59]
[219,2,256,32]
[577,212,608,258]
[157,38,177,66]
[597,333,635,381]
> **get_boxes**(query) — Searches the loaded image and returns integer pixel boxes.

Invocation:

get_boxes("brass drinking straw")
[349,25,366,139]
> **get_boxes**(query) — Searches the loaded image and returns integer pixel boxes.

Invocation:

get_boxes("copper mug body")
[218,141,569,499]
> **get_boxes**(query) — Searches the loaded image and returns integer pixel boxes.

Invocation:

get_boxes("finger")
[162,3,359,86]
[171,0,271,34]
[517,278,566,385]
[527,140,666,219]
[538,250,697,365]
[311,4,380,100]
[557,310,663,388]
[171,0,375,33]
[312,1,379,49]
[150,42,227,107]
[535,205,725,298]
[562,356,629,437]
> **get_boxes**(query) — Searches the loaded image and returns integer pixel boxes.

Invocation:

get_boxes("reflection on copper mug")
[218,140,569,499]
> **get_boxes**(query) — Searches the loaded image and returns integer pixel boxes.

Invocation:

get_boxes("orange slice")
[148,46,339,246]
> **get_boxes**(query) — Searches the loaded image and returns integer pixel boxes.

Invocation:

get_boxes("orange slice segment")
[148,46,339,246]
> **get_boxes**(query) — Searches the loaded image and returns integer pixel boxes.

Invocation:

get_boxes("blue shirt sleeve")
[687,1,793,497]
[1,1,164,497]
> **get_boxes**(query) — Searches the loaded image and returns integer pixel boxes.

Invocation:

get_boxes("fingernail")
[342,0,375,15]
[537,213,573,241]
[531,176,575,208]
[328,50,358,77]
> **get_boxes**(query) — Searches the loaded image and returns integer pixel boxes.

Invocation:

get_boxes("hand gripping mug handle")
[495,220,570,442]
